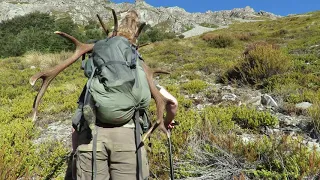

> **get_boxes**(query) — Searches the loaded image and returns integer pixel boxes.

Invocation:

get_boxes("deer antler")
[141,63,171,141]
[111,9,118,37]
[133,22,146,44]
[29,31,94,121]
[132,22,172,140]
[97,8,118,37]
[96,14,109,36]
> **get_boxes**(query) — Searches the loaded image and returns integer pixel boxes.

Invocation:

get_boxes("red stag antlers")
[30,9,171,140]
[30,9,118,121]
[29,32,94,121]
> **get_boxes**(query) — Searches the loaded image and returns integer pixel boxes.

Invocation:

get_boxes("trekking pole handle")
[171,121,179,126]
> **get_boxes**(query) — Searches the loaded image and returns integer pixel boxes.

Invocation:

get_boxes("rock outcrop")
[0,0,281,33]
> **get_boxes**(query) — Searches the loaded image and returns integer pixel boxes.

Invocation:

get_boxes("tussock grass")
[24,51,73,69]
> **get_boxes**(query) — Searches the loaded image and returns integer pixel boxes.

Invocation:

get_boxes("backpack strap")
[92,124,98,180]
[131,45,138,68]
[131,45,140,88]
[96,61,130,70]
[82,64,98,180]
[134,109,143,180]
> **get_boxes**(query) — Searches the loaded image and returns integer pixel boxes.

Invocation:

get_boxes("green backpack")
[83,36,151,125]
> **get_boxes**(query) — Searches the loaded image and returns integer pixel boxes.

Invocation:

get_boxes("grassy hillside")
[0,11,319,179]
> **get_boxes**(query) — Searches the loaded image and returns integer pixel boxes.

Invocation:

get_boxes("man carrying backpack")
[68,10,178,180]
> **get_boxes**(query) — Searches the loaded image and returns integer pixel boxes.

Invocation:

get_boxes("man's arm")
[157,85,178,129]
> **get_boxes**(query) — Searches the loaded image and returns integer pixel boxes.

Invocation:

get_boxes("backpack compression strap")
[131,45,140,88]
[96,61,130,70]
[134,109,143,180]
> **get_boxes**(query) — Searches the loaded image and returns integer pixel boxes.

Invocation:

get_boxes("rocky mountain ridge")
[0,0,281,33]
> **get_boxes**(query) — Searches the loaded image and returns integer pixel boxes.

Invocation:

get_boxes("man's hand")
[165,99,178,130]
[167,120,175,130]
[159,87,178,130]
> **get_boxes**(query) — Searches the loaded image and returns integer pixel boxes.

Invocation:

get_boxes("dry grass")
[201,33,234,48]
[24,51,73,69]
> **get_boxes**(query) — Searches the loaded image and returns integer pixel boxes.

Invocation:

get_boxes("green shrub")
[225,42,293,85]
[201,33,234,48]
[265,72,320,93]
[201,106,278,131]
[232,106,279,130]
[138,27,176,44]
[264,73,320,108]
[0,120,68,179]
[199,23,219,28]
[0,12,105,58]
[309,102,320,136]
[183,24,194,32]
[186,106,316,179]
[198,133,320,179]
[178,34,185,39]
[235,33,251,41]
[245,135,320,179]
[0,11,54,35]
[272,29,289,37]
[200,106,235,132]
[181,79,208,94]
[0,54,83,179]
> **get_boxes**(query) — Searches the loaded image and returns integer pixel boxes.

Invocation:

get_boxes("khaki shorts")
[75,126,149,180]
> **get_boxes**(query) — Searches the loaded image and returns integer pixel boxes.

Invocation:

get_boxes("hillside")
[0,0,279,34]
[0,9,320,180]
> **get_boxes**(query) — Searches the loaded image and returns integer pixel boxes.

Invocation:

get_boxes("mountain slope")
[0,7,319,180]
[0,0,280,33]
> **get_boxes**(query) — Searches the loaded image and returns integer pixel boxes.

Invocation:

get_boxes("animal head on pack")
[117,10,146,45]
[29,9,148,121]
[97,9,146,45]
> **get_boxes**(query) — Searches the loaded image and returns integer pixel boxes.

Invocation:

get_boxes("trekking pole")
[167,130,174,180]
[167,121,179,180]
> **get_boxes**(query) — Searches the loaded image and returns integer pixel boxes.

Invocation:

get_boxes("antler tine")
[134,22,146,43]
[141,62,171,141]
[137,42,151,50]
[111,9,118,37]
[96,14,109,36]
[29,31,94,121]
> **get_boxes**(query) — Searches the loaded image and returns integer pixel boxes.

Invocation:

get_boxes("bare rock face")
[0,0,281,33]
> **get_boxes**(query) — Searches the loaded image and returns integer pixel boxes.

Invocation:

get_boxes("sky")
[111,0,320,16]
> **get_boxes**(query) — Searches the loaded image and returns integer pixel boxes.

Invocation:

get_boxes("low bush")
[178,106,316,179]
[235,33,251,41]
[0,12,106,58]
[309,102,320,137]
[225,42,293,85]
[199,23,219,28]
[232,106,279,130]
[0,119,68,179]
[181,79,208,94]
[244,135,320,179]
[201,33,234,48]
[138,27,176,45]
[201,106,278,131]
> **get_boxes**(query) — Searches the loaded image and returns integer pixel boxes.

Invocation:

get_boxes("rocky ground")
[182,25,229,38]
[35,81,319,161]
